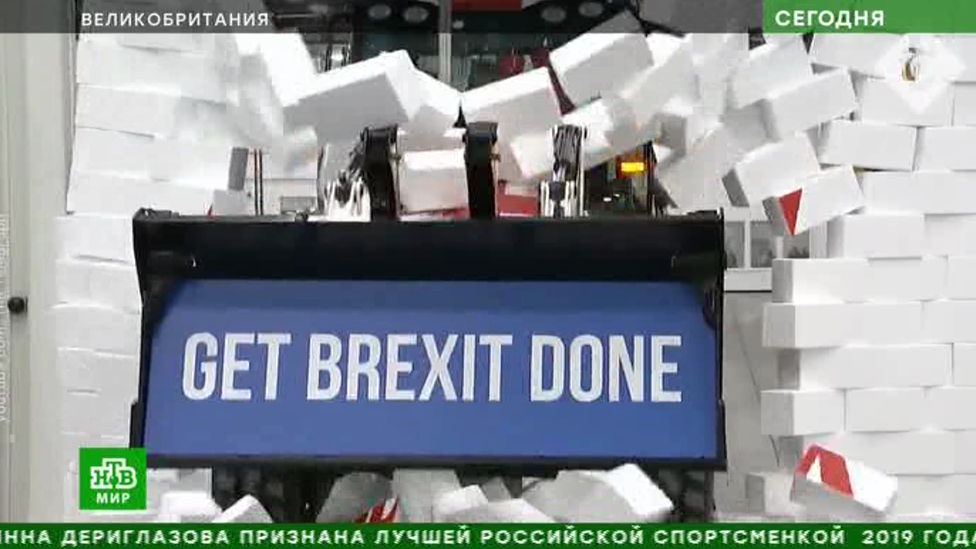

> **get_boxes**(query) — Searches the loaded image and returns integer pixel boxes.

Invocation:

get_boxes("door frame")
[0,32,23,523]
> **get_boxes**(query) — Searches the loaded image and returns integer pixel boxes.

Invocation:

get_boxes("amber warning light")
[619,161,646,175]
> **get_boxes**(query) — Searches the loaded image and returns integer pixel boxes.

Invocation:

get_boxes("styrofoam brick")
[764,302,923,348]
[760,389,844,436]
[927,387,976,430]
[549,22,654,107]
[723,132,820,207]
[846,388,927,433]
[728,38,813,109]
[827,213,925,259]
[763,166,865,237]
[761,69,858,141]
[432,486,489,523]
[818,119,917,171]
[317,473,391,523]
[391,469,461,523]
[212,495,272,523]
[778,345,952,390]
[924,300,976,343]
[955,344,976,386]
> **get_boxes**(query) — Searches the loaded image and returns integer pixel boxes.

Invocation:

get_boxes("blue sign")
[142,279,719,462]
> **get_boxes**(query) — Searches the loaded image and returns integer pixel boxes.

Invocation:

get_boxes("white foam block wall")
[76,37,228,103]
[55,258,140,313]
[72,128,155,178]
[762,33,976,521]
[58,33,264,518]
[75,85,186,137]
[57,214,135,264]
[68,173,249,216]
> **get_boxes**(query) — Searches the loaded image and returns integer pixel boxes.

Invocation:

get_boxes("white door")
[0,31,74,522]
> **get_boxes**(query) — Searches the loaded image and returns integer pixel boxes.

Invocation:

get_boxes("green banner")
[764,0,972,33]
[0,524,975,548]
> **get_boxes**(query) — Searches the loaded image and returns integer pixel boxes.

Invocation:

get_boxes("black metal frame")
[129,211,727,474]
[464,122,499,220]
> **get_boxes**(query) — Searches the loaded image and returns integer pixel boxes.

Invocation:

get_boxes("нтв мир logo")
[79,448,146,511]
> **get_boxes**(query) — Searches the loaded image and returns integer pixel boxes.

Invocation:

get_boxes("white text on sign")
[181,333,683,403]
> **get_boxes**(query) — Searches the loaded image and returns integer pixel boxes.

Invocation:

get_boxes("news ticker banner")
[5,0,758,33]
[9,0,976,33]
[4,525,976,548]
[764,0,976,33]
[140,280,719,462]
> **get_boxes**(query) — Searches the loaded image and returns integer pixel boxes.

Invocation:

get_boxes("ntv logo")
[79,448,147,511]
[91,458,139,491]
